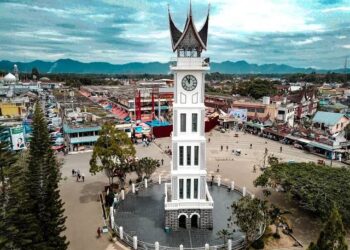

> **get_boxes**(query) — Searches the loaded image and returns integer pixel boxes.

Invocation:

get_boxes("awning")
[308,141,336,151]
[245,122,264,129]
[70,135,99,144]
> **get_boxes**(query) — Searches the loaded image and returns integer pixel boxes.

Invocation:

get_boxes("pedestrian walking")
[280,146,282,153]
[72,169,75,176]
[265,148,268,154]
[250,144,252,149]
[97,227,101,238]
[217,164,220,173]
[253,165,256,173]
[82,173,85,182]
[76,174,79,182]
[220,145,223,151]
[208,138,211,143]
[161,158,164,165]
[226,145,228,151]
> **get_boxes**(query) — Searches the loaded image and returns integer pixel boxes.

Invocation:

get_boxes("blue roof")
[312,111,347,126]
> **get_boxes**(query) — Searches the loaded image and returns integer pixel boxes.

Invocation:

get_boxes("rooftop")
[312,111,347,126]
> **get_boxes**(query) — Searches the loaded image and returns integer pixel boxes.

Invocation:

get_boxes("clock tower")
[165,4,213,231]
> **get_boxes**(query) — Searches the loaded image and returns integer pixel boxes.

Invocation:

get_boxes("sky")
[0,0,350,69]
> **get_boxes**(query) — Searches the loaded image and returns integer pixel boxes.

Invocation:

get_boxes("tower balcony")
[164,182,214,210]
[170,57,210,71]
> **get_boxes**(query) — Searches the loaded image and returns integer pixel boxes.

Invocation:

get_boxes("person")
[226,145,228,151]
[17,138,25,149]
[82,173,85,182]
[76,174,80,182]
[97,227,101,238]
[72,169,75,176]
[253,165,256,173]
[208,138,211,143]
[280,146,282,153]
[220,145,223,151]
[250,143,252,149]
[217,164,220,173]
[265,148,268,154]
[161,158,164,165]
[77,169,80,176]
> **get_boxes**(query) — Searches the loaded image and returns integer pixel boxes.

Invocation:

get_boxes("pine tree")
[0,153,40,249]
[26,102,68,249]
[26,102,50,246]
[42,149,69,249]
[308,207,348,250]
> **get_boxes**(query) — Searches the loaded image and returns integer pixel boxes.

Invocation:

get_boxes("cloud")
[336,35,347,39]
[322,6,350,13]
[343,45,350,49]
[209,0,324,33]
[0,0,349,69]
[291,37,322,46]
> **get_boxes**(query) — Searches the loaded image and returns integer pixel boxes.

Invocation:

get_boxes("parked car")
[293,143,303,149]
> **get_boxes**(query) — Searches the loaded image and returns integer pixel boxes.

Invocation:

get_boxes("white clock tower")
[165,4,213,231]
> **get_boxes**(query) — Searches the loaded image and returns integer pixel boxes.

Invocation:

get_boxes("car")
[293,143,303,149]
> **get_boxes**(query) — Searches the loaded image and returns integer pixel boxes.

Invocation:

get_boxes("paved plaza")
[59,130,348,250]
[115,183,244,248]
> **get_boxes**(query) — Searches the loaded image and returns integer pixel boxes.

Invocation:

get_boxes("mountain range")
[0,58,343,74]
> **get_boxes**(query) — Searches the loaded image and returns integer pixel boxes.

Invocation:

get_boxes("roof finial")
[189,0,192,17]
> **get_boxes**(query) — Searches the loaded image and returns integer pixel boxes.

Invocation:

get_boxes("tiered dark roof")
[168,4,209,55]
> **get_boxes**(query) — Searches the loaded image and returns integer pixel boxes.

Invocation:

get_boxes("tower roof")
[168,4,209,53]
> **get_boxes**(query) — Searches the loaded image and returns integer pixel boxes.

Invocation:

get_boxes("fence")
[109,176,266,250]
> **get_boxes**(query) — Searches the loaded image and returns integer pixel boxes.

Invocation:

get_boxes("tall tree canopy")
[90,123,136,187]
[231,196,268,245]
[308,207,348,250]
[26,102,68,249]
[254,162,350,226]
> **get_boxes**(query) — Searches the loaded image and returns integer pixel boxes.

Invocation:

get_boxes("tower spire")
[189,0,192,17]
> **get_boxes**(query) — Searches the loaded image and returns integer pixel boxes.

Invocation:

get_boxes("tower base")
[165,209,213,231]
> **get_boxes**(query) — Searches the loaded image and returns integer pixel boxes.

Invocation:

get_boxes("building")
[287,88,318,120]
[312,111,350,135]
[80,83,174,122]
[0,102,26,117]
[276,102,295,127]
[231,97,277,122]
[165,4,213,231]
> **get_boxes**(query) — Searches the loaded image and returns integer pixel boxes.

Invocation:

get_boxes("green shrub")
[251,238,265,249]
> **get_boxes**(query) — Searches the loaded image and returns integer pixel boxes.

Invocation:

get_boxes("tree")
[135,157,160,180]
[0,153,41,249]
[41,149,69,249]
[231,196,268,245]
[269,205,291,237]
[0,126,16,199]
[32,67,39,80]
[26,102,68,249]
[308,207,348,250]
[254,162,350,226]
[217,229,233,244]
[90,123,136,188]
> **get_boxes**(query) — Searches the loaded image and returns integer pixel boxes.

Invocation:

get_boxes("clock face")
[181,75,197,91]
